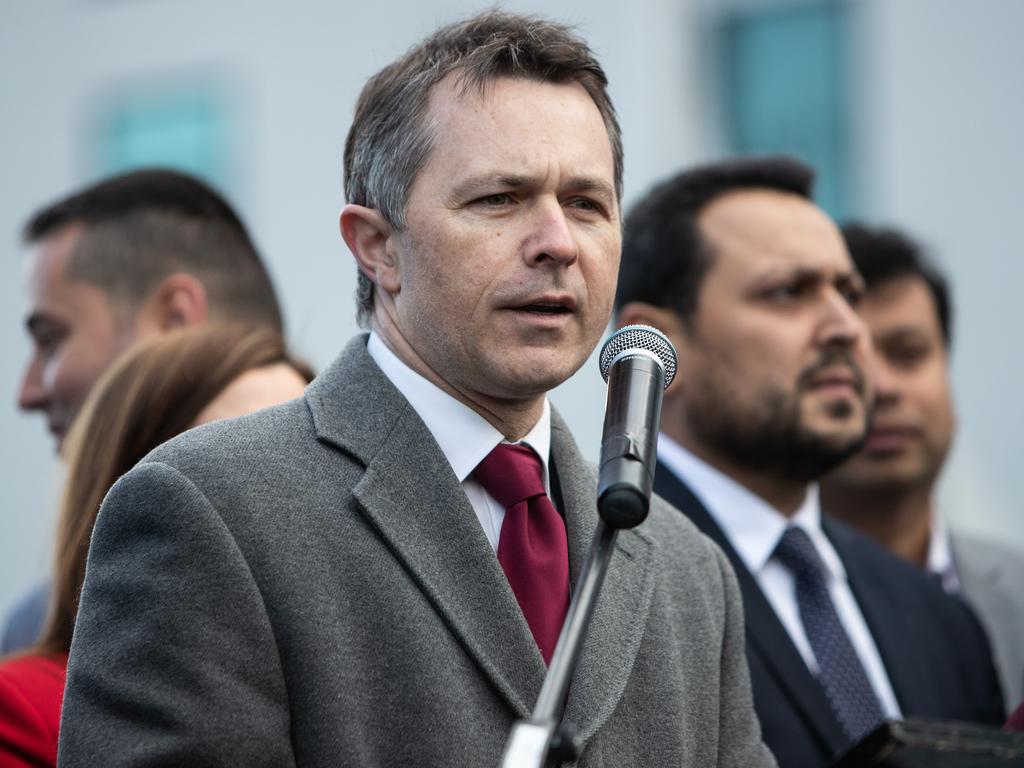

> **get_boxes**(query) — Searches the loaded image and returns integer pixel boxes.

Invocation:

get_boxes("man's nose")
[17,357,47,412]
[526,201,579,267]
[817,290,865,348]
[868,354,900,407]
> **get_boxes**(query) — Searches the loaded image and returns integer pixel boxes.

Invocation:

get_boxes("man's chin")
[847,451,933,485]
[48,425,67,454]
[803,401,868,444]
[493,351,588,395]
[758,419,867,483]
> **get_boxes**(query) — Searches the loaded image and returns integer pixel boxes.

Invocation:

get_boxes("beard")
[689,351,870,483]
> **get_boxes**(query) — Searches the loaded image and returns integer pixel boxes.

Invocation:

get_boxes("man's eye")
[567,197,599,213]
[886,345,928,368]
[840,285,864,306]
[766,283,804,301]
[33,332,62,355]
[476,193,512,206]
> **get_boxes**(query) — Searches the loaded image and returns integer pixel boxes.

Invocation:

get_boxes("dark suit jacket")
[57,337,776,767]
[654,462,1005,768]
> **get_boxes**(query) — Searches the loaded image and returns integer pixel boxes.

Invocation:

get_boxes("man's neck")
[370,314,544,441]
[823,482,934,568]
[664,425,808,516]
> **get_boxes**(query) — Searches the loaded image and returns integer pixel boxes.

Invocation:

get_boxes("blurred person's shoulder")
[149,392,316,473]
[952,529,1024,573]
[0,652,67,762]
[126,335,393,514]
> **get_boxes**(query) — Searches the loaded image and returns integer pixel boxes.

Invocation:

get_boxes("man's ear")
[142,273,209,330]
[340,204,400,295]
[617,301,688,395]
[616,301,682,338]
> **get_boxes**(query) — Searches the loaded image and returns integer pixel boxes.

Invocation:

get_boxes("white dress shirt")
[367,332,551,553]
[658,435,902,719]
[926,514,962,594]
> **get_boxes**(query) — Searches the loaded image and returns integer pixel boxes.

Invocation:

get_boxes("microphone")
[597,325,677,528]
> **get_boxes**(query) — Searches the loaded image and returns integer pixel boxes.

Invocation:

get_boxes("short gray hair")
[343,10,623,326]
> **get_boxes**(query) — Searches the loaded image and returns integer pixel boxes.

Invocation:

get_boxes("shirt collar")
[926,513,961,592]
[657,434,847,583]
[367,331,551,484]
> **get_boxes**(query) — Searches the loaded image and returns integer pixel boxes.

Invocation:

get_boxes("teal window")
[718,3,854,218]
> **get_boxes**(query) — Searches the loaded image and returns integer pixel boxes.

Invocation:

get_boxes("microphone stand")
[500,328,673,767]
[498,515,623,768]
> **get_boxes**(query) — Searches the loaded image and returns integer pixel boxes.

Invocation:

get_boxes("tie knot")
[773,526,826,581]
[473,443,546,509]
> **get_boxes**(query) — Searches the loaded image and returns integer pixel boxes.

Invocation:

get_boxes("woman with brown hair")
[0,324,311,767]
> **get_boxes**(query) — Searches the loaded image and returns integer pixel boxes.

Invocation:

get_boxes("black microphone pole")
[500,326,677,768]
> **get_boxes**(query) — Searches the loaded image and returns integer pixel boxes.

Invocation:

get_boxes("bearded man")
[615,157,1004,768]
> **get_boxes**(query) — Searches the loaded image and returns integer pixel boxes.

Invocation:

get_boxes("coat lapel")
[555,413,656,746]
[305,339,656,733]
[824,518,940,715]
[305,336,545,717]
[654,463,849,756]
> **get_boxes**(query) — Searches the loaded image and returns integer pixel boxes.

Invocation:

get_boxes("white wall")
[0,0,704,624]
[1,0,1021,627]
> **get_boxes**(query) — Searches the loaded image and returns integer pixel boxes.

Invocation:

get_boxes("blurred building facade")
[1,0,1021,621]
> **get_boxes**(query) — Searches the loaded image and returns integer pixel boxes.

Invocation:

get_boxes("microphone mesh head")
[599,325,677,388]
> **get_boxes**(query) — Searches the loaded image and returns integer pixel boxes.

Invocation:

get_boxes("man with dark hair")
[58,13,775,767]
[19,167,283,450]
[3,168,284,654]
[617,156,1005,767]
[822,223,1024,710]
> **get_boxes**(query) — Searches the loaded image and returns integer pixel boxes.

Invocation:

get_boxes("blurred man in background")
[616,157,1005,768]
[822,224,1024,709]
[4,168,284,652]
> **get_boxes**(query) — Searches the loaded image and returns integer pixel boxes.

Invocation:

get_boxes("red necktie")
[473,443,569,664]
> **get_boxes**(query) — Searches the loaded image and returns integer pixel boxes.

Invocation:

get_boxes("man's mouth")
[800,354,865,397]
[48,421,66,452]
[508,295,577,316]
[863,423,920,454]
[519,303,571,314]
[807,369,862,394]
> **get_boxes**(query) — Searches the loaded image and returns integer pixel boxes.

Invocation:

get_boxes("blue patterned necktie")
[773,526,886,742]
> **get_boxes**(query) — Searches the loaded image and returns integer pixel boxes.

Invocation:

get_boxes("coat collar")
[305,336,656,739]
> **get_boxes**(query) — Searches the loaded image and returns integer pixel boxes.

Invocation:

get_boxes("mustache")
[797,348,866,394]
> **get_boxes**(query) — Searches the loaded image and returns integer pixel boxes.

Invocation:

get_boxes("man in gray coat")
[58,11,776,767]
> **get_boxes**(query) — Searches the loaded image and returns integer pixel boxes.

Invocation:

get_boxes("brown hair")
[24,168,284,332]
[344,10,623,325]
[33,324,313,656]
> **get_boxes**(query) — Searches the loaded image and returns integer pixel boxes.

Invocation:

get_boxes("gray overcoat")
[58,335,776,767]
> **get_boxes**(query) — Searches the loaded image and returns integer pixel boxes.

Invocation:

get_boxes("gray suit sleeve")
[58,461,296,767]
[711,545,778,768]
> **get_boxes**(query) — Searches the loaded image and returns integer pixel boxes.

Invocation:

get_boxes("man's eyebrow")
[877,325,930,343]
[450,174,535,199]
[836,270,866,290]
[750,266,865,290]
[449,173,616,201]
[564,176,616,201]
[753,266,821,285]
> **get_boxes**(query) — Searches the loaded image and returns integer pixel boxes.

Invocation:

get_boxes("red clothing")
[1008,700,1024,731]
[0,653,67,768]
